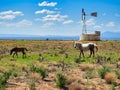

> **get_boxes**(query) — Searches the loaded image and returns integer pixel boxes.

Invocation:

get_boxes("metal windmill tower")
[81,8,97,34]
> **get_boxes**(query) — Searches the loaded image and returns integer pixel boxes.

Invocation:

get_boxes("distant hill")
[101,31,120,40]
[0,34,79,40]
[0,31,120,40]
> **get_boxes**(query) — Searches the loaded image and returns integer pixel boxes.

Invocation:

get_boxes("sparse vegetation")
[98,66,111,79]
[104,72,117,84]
[29,81,36,90]
[116,71,120,79]
[30,65,47,80]
[0,40,119,90]
[56,73,67,88]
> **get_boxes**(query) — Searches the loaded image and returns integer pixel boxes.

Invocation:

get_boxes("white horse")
[74,42,98,57]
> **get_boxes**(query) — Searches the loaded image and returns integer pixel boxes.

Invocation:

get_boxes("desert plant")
[29,81,36,90]
[68,84,84,90]
[13,72,18,78]
[84,68,94,79]
[30,65,47,80]
[56,73,67,88]
[74,57,81,63]
[109,83,116,90]
[0,71,12,88]
[98,66,111,79]
[39,68,47,80]
[65,53,68,58]
[115,71,120,79]
[3,71,12,82]
[104,73,117,84]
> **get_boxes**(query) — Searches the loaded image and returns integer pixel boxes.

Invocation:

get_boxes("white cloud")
[42,22,55,28]
[38,1,57,7]
[16,19,32,27]
[0,15,16,20]
[0,10,24,20]
[42,14,68,21]
[94,25,102,29]
[86,18,95,26]
[35,9,56,14]
[106,22,115,27]
[0,19,32,27]
[63,20,73,24]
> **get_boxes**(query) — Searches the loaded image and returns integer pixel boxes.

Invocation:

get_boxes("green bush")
[109,83,116,90]
[13,72,18,78]
[74,57,81,63]
[116,71,120,79]
[56,73,66,88]
[29,81,36,90]
[84,68,94,79]
[98,66,110,79]
[30,65,47,80]
[0,71,12,88]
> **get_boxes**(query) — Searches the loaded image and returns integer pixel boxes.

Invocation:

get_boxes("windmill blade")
[91,12,97,17]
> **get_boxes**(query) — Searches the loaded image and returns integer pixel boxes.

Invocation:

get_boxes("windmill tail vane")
[91,12,97,17]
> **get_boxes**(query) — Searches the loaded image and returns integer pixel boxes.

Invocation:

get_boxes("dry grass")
[79,64,94,71]
[104,72,117,84]
[68,84,85,90]
[29,72,41,81]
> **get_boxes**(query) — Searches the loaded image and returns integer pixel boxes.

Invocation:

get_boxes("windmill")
[81,8,97,34]
[80,8,100,41]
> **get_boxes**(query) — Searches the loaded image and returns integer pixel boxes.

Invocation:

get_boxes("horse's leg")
[81,50,84,57]
[89,50,92,57]
[79,51,81,58]
[16,52,18,58]
[13,52,15,57]
[92,50,95,57]
[22,51,26,58]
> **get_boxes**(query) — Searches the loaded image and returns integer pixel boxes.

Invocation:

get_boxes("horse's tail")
[94,44,98,52]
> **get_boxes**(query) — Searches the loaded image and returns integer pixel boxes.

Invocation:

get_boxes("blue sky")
[0,0,120,36]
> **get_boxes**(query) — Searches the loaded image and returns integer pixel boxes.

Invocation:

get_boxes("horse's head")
[10,48,14,55]
[10,49,13,55]
[74,41,81,49]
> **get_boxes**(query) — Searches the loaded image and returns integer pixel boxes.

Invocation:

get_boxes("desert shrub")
[38,56,44,62]
[39,68,47,80]
[59,48,66,54]
[30,65,47,80]
[109,83,116,90]
[54,52,58,56]
[84,68,94,79]
[0,76,6,87]
[13,72,18,78]
[66,77,76,85]
[74,57,81,63]
[98,66,111,79]
[79,64,93,71]
[68,84,85,90]
[0,71,12,88]
[115,71,120,79]
[3,71,12,82]
[56,73,67,88]
[65,53,68,58]
[29,81,36,90]
[104,73,117,84]
[29,72,40,81]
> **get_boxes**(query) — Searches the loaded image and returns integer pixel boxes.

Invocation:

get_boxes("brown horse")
[10,47,28,58]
